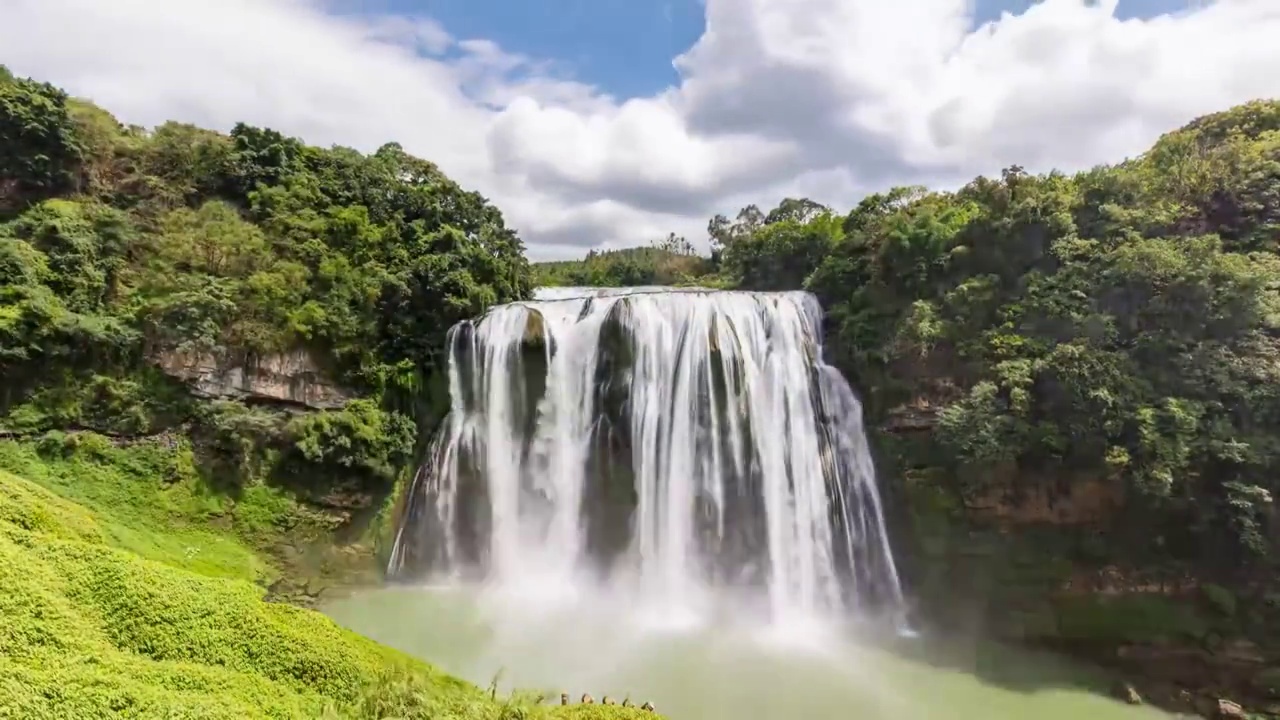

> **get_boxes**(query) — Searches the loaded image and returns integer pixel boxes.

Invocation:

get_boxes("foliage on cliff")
[709,102,1280,583]
[0,67,533,491]
[542,99,1280,601]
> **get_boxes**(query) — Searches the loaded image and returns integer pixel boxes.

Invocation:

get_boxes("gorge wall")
[876,407,1280,715]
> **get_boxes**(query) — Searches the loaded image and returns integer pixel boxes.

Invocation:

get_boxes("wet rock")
[520,307,554,354]
[1111,680,1142,705]
[304,577,330,598]
[581,300,638,576]
[1215,698,1246,719]
[516,311,551,445]
[451,321,477,413]
[1253,666,1280,697]
[597,299,635,381]
[453,441,490,568]
[280,543,304,562]
[582,412,636,576]
[1217,639,1265,665]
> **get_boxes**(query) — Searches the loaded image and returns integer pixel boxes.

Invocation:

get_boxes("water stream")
[336,286,1167,719]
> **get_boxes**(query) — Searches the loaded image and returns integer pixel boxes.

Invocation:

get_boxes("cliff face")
[879,407,1278,716]
[155,349,354,410]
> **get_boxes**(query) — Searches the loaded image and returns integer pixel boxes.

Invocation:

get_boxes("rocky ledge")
[155,348,353,410]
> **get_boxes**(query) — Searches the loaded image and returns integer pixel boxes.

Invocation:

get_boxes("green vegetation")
[554,99,1280,586]
[534,235,718,288]
[0,437,271,582]
[1,67,532,489]
[791,103,1280,588]
[0,68,649,718]
[0,444,649,719]
[6,54,1280,716]
[541,101,1280,710]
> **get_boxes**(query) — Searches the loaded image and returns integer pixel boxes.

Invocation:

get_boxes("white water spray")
[389,287,904,628]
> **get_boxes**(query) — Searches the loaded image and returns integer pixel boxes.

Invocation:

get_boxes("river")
[323,583,1167,720]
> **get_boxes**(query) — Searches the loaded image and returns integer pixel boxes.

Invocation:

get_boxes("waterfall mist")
[388,287,905,629]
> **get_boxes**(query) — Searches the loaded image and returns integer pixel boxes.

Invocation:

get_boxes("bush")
[285,399,415,489]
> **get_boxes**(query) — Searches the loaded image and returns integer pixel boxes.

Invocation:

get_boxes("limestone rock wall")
[155,349,353,410]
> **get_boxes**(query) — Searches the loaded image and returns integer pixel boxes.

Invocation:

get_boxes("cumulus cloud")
[2,0,1279,259]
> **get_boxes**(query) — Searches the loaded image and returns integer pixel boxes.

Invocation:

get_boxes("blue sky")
[355,0,1196,98]
[6,0,1261,257]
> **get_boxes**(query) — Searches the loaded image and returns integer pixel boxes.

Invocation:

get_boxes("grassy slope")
[0,437,271,583]
[0,437,650,719]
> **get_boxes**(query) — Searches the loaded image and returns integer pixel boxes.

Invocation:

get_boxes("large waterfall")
[388,287,904,627]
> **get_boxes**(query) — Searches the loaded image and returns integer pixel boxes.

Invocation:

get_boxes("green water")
[323,585,1169,720]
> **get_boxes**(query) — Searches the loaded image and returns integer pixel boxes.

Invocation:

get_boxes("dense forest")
[0,66,534,498]
[0,68,647,718]
[538,102,1280,711]
[532,237,716,287]
[542,101,1280,579]
[6,60,1280,716]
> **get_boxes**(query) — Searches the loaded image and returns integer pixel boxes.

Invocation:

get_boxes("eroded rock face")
[155,349,353,410]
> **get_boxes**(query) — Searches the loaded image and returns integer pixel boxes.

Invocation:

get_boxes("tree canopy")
[795,105,1280,573]
[537,101,1280,579]
[7,63,1280,579]
[0,68,532,491]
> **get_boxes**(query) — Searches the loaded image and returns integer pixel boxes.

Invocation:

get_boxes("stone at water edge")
[1215,698,1246,719]
[1110,680,1142,705]
[581,693,594,704]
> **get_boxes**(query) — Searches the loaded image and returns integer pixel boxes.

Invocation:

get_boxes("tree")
[0,75,84,211]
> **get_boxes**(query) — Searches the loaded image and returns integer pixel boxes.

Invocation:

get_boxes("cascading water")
[388,286,905,627]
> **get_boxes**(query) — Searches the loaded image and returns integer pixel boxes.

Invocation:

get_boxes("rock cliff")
[155,349,353,410]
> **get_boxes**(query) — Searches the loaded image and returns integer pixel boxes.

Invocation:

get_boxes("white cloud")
[2,0,1279,260]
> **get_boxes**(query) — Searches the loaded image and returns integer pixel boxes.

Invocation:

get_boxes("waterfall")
[388,286,904,626]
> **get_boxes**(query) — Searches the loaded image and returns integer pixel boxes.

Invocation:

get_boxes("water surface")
[324,584,1168,720]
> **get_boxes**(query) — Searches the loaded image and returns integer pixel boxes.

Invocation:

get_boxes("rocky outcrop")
[883,404,939,433]
[155,349,353,410]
